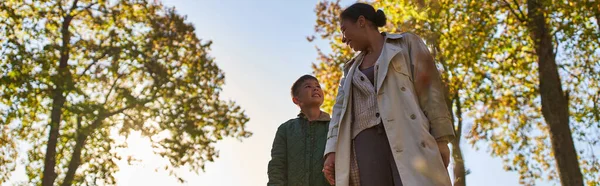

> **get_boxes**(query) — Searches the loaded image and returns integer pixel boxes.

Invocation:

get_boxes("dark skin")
[323,16,450,185]
[341,16,385,70]
[292,79,324,121]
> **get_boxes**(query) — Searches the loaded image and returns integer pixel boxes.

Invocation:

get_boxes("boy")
[267,75,330,186]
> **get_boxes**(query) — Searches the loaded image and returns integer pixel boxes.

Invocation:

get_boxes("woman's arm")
[323,61,353,185]
[324,68,349,157]
[405,32,455,142]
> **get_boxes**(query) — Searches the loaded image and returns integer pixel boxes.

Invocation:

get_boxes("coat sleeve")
[267,125,287,186]
[405,32,455,143]
[324,63,351,157]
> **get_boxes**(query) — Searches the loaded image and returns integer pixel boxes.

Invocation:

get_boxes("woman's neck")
[365,32,385,54]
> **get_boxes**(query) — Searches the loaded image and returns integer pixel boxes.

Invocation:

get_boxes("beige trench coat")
[324,32,455,186]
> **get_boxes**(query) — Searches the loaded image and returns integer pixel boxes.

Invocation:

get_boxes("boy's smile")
[294,79,324,107]
[312,92,322,98]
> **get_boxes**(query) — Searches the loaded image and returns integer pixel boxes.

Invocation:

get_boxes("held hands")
[322,152,336,185]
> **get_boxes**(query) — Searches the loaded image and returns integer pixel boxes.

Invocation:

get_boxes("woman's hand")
[323,152,336,185]
[436,141,450,168]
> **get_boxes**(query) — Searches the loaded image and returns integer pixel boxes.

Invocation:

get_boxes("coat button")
[410,114,416,120]
[421,141,427,148]
[376,113,380,117]
[401,87,406,91]
[360,76,365,81]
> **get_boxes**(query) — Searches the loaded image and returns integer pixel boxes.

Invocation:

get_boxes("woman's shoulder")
[386,32,427,47]
[385,32,422,39]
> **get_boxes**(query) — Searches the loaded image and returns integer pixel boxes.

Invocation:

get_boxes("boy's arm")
[267,125,287,186]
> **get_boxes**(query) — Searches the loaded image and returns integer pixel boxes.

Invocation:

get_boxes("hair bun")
[374,9,387,27]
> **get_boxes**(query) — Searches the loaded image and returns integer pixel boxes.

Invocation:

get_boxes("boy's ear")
[292,97,300,105]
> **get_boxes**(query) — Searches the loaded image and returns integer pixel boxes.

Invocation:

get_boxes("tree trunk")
[451,93,466,186]
[42,13,74,186]
[527,0,584,185]
[61,117,89,186]
[61,131,87,186]
[436,35,467,186]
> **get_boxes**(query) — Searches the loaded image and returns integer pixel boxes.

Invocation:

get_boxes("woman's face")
[340,18,367,51]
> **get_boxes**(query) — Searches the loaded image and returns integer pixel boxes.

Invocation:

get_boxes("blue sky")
[7,0,556,185]
[137,0,536,185]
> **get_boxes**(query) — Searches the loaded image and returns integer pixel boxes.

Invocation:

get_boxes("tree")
[467,0,600,185]
[0,1,251,185]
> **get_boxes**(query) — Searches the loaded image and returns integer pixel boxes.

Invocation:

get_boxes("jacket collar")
[383,32,404,40]
[298,111,331,122]
[376,32,404,92]
[343,32,404,71]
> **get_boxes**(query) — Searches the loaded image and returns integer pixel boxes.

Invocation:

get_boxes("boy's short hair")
[291,75,319,98]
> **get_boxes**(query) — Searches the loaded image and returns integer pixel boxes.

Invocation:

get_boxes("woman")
[321,3,455,186]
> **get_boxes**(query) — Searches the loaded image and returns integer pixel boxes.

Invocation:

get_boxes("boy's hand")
[323,152,336,185]
[437,141,450,168]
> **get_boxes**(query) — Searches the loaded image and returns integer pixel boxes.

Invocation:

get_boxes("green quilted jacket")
[267,111,331,186]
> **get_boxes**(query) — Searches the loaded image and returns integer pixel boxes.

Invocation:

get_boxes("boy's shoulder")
[277,112,331,130]
[274,118,302,137]
[278,117,301,129]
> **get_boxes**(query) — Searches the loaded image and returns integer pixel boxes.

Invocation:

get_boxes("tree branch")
[61,116,92,186]
[76,115,82,131]
[455,93,464,140]
[500,0,527,23]
[553,32,560,56]
[511,0,527,21]
[57,0,64,15]
[594,94,600,122]
[62,93,155,185]
[103,73,125,105]
[435,45,450,73]
[102,90,159,122]
[74,2,98,17]
[61,89,157,186]
[63,95,140,186]
[558,64,582,83]
[68,0,80,15]
[596,13,600,34]
[104,105,136,119]
[76,39,111,81]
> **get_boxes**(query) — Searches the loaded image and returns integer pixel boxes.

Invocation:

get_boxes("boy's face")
[293,79,324,107]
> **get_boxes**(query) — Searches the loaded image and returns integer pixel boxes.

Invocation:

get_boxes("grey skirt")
[353,123,403,186]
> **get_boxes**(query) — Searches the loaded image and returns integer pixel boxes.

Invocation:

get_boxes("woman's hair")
[340,3,387,27]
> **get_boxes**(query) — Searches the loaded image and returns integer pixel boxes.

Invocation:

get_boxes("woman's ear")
[357,15,366,28]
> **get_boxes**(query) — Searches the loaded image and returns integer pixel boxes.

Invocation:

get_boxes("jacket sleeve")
[267,125,287,186]
[406,33,455,143]
[324,64,350,157]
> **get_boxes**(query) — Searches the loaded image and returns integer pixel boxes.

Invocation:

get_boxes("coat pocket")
[390,53,413,81]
